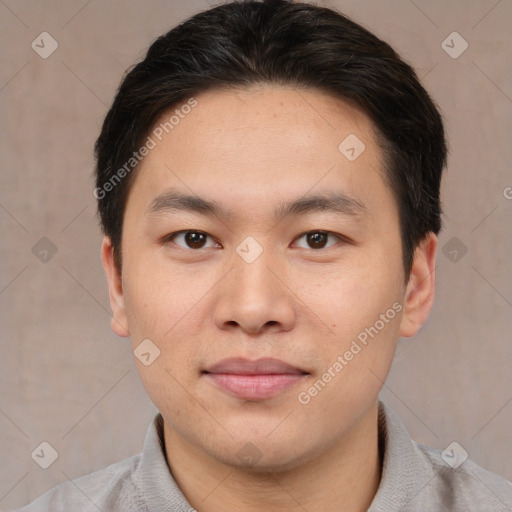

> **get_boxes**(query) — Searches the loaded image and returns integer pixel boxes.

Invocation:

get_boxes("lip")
[202,357,309,401]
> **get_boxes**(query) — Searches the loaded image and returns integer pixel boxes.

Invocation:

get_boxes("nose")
[213,250,297,335]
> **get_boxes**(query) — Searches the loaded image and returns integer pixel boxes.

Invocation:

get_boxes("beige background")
[1,0,511,509]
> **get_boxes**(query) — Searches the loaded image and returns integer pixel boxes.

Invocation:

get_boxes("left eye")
[293,231,342,250]
[167,231,219,249]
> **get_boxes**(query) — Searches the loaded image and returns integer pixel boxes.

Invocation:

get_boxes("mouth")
[202,357,310,401]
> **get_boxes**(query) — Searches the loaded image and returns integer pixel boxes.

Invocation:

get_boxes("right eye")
[164,230,221,250]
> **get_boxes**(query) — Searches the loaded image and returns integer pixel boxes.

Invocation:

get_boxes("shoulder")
[371,402,512,512]
[411,440,512,511]
[12,453,143,512]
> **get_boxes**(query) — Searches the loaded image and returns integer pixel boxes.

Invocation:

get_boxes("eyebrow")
[145,189,368,221]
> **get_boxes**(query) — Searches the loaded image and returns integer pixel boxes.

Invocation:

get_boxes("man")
[14,0,512,510]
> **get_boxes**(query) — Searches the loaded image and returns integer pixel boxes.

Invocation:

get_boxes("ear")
[398,232,437,338]
[101,236,130,337]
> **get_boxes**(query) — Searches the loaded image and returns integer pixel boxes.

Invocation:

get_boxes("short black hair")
[94,0,447,279]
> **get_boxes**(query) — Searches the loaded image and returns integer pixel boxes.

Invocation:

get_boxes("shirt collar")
[369,401,435,511]
[135,401,431,511]
[136,413,193,511]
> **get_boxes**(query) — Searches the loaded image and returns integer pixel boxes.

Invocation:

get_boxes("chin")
[209,432,321,475]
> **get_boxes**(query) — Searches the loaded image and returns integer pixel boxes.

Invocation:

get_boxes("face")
[103,85,436,472]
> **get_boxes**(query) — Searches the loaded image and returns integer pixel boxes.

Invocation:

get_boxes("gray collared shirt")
[12,402,512,511]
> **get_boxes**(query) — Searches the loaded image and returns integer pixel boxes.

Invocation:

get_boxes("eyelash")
[163,230,348,251]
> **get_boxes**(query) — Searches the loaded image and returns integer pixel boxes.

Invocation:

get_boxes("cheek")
[120,259,209,416]
[294,270,401,429]
[291,255,403,410]
[122,257,204,340]
[290,256,402,343]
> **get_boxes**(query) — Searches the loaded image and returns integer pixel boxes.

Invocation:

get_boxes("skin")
[102,85,437,512]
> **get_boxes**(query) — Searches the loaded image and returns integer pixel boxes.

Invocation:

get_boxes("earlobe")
[101,236,130,337]
[398,232,437,338]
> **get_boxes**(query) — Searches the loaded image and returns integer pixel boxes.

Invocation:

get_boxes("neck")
[163,402,382,512]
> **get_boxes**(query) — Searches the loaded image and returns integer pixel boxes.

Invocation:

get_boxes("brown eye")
[167,231,218,250]
[306,231,329,249]
[294,230,342,250]
[184,231,207,248]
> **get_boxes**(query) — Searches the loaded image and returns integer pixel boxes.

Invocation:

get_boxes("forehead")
[158,85,377,159]
[127,85,393,221]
